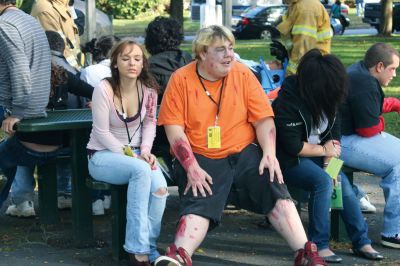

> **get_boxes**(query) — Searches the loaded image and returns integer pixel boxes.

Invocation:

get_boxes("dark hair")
[45,31,65,53]
[51,64,67,89]
[83,35,120,63]
[296,49,348,127]
[107,39,159,100]
[145,16,184,55]
[364,42,400,69]
[0,0,16,5]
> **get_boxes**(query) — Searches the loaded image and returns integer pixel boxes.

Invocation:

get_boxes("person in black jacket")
[272,49,382,262]
[145,16,192,184]
[145,16,192,103]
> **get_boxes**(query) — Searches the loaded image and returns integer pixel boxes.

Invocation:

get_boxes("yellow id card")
[123,146,135,157]
[207,126,221,148]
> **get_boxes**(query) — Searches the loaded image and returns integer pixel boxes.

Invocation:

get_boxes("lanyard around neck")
[196,63,225,125]
[120,81,144,144]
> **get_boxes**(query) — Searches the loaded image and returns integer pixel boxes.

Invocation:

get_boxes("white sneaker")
[359,195,376,213]
[57,195,72,209]
[5,200,36,217]
[103,195,111,210]
[92,199,105,216]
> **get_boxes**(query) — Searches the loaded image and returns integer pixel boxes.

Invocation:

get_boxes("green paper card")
[325,157,344,209]
[325,157,343,180]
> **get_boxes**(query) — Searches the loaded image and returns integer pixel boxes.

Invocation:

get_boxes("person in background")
[80,34,120,215]
[276,0,332,75]
[356,0,364,17]
[81,35,120,88]
[330,0,341,19]
[330,0,347,33]
[0,0,56,211]
[155,25,326,266]
[144,16,192,185]
[31,0,82,70]
[87,39,167,266]
[144,16,192,103]
[340,42,400,249]
[272,49,383,262]
[68,0,84,36]
[5,31,94,217]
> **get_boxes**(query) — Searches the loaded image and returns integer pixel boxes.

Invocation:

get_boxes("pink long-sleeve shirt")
[87,80,158,154]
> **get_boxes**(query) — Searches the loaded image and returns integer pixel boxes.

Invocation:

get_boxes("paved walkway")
[1,173,400,266]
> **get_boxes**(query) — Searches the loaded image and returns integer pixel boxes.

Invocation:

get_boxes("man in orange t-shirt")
[156,25,326,266]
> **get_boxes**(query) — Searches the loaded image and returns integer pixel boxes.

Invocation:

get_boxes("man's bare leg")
[267,199,308,250]
[174,214,209,256]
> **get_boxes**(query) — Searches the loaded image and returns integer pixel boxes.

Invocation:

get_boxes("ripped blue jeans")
[88,150,168,263]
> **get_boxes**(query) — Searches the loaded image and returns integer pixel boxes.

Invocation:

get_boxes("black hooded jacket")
[148,50,192,104]
[272,76,341,171]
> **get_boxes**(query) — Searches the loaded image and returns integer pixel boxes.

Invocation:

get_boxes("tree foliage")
[170,0,184,26]
[96,0,167,19]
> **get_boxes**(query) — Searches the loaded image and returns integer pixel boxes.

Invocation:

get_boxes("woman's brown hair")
[106,39,159,100]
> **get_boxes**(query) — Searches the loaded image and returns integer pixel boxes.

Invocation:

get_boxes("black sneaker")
[381,234,400,248]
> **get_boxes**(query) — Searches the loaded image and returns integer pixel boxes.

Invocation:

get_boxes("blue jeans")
[352,184,366,200]
[10,166,35,204]
[0,136,60,208]
[341,132,400,237]
[10,148,73,205]
[88,150,167,263]
[283,157,371,250]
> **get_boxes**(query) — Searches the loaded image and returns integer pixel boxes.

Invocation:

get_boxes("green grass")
[112,10,199,38]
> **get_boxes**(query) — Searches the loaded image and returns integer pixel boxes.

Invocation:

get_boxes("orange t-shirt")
[158,61,274,159]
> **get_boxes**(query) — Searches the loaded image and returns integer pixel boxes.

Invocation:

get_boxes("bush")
[344,0,355,8]
[96,0,167,19]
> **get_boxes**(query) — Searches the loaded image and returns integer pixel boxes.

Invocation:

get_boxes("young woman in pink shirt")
[87,39,167,266]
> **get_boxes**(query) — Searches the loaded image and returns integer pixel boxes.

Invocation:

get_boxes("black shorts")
[173,143,292,227]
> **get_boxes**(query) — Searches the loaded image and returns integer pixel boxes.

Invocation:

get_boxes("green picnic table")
[15,109,94,245]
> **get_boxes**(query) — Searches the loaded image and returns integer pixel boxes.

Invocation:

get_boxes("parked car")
[233,5,288,39]
[362,2,400,32]
[233,4,349,39]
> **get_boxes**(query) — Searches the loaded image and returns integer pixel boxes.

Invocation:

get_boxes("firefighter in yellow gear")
[277,0,332,75]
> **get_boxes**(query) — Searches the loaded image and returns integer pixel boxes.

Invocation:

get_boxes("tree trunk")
[170,0,184,27]
[380,0,393,36]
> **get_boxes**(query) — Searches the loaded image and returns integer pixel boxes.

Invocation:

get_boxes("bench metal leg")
[330,169,354,242]
[111,185,128,260]
[70,129,93,245]
[37,162,59,224]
